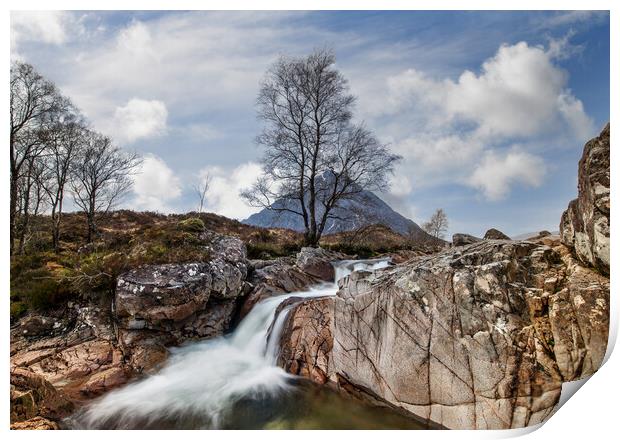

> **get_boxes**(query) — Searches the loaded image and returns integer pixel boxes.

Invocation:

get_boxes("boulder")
[17,315,57,337]
[240,257,320,318]
[452,233,482,246]
[560,123,610,275]
[483,228,511,240]
[278,238,609,429]
[295,247,342,282]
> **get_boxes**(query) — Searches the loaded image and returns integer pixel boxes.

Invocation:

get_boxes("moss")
[10,301,28,321]
[177,217,205,233]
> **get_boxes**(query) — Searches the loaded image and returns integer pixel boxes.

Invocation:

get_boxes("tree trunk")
[87,213,96,243]
[9,176,18,255]
[17,173,33,255]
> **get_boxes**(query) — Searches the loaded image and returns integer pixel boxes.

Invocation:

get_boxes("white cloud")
[468,149,546,201]
[387,42,592,140]
[112,98,168,143]
[541,11,606,29]
[201,162,263,220]
[132,154,182,211]
[11,11,69,47]
[388,174,413,197]
[13,12,600,210]
[377,40,593,200]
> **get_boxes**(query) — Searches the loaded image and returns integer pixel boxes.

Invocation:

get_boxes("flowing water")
[70,258,426,429]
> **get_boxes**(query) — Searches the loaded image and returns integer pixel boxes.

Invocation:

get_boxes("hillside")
[243,187,437,244]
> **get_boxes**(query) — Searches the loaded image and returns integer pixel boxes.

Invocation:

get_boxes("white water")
[77,258,390,429]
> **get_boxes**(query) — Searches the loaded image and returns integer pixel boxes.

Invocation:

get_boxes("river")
[69,259,427,429]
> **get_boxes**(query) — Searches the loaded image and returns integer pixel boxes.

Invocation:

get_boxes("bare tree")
[42,118,87,252]
[422,209,449,239]
[10,61,71,254]
[193,172,211,213]
[241,49,401,246]
[16,154,50,253]
[70,131,141,242]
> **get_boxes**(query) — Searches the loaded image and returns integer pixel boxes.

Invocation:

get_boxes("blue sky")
[10,10,610,237]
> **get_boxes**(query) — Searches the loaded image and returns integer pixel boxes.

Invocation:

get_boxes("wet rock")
[10,368,73,423]
[483,228,511,240]
[560,123,610,275]
[296,247,343,282]
[277,297,333,385]
[278,238,609,429]
[452,233,482,246]
[240,257,319,318]
[11,416,60,430]
[80,366,130,396]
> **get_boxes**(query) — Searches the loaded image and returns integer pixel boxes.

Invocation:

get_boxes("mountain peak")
[242,189,437,243]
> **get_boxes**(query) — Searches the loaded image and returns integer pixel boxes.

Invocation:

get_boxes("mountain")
[242,188,436,243]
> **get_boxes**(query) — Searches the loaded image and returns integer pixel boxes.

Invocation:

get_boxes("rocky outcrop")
[10,367,73,426]
[277,236,609,429]
[560,123,610,275]
[484,228,511,240]
[115,232,249,371]
[240,257,318,318]
[10,229,253,426]
[10,306,129,401]
[240,247,345,317]
[452,233,482,246]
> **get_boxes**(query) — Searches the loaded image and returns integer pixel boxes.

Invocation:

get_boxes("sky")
[10,10,610,237]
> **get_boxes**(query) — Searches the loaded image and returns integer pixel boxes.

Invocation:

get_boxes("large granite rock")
[277,238,609,429]
[484,228,511,240]
[452,233,482,246]
[115,232,249,371]
[560,123,610,275]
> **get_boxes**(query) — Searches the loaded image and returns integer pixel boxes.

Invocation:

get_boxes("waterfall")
[73,258,390,429]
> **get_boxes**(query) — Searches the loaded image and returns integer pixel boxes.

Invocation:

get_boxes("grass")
[11,210,434,321]
[10,211,305,320]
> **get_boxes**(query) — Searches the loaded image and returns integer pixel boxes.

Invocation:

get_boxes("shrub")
[11,267,74,311]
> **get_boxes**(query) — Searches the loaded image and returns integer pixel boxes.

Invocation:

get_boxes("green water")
[72,380,430,430]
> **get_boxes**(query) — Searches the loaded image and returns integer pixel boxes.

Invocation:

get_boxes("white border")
[2,1,617,439]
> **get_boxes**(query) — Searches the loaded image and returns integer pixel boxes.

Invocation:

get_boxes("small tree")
[422,209,449,239]
[241,49,401,246]
[42,118,87,252]
[16,154,49,253]
[70,131,141,242]
[10,61,71,254]
[193,172,211,213]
